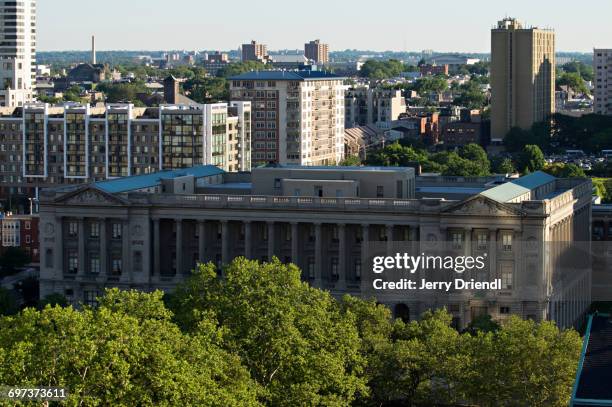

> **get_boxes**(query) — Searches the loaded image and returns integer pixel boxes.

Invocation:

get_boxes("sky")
[37,0,612,53]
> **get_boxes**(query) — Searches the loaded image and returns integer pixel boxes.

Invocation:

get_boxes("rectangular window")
[90,254,100,274]
[112,223,122,239]
[90,222,100,238]
[68,221,78,237]
[501,264,513,290]
[500,306,511,315]
[502,233,513,251]
[84,290,99,307]
[68,251,78,274]
[376,186,384,198]
[307,257,315,279]
[355,259,362,280]
[477,232,488,250]
[133,251,143,272]
[452,233,463,250]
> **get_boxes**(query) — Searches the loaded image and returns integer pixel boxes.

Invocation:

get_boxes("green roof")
[95,165,225,194]
[480,171,556,203]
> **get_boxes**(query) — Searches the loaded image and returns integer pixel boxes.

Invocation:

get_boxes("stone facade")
[38,167,592,329]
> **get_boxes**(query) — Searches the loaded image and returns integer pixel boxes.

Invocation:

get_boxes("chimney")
[92,35,96,65]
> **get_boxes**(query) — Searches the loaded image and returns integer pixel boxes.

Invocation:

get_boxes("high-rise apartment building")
[304,40,329,64]
[490,18,555,142]
[345,87,406,129]
[229,71,346,166]
[594,49,612,115]
[0,102,251,199]
[241,41,269,63]
[0,0,36,107]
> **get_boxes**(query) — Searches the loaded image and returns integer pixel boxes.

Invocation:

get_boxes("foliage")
[339,155,362,166]
[359,59,407,79]
[463,314,500,335]
[461,317,581,407]
[544,163,586,178]
[168,259,367,406]
[0,289,260,406]
[0,288,18,316]
[0,257,583,406]
[557,72,589,95]
[561,61,594,82]
[97,81,150,105]
[491,156,516,174]
[517,145,546,173]
[413,75,448,96]
[592,178,612,203]
[38,293,69,309]
[183,77,228,103]
[452,79,487,109]
[365,142,491,176]
[216,61,267,78]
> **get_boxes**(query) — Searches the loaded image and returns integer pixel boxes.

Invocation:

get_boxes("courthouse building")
[38,166,592,329]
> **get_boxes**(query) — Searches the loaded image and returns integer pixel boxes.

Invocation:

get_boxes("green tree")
[518,145,546,173]
[492,157,516,174]
[217,61,267,78]
[38,293,69,309]
[169,259,367,406]
[339,155,362,166]
[544,163,586,178]
[461,317,581,407]
[459,144,491,174]
[414,75,448,96]
[0,288,18,316]
[557,72,589,95]
[358,59,405,79]
[0,290,260,406]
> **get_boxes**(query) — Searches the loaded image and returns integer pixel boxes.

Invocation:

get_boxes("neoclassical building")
[38,165,592,329]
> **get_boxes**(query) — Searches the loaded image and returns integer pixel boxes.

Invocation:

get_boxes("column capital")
[337,223,346,228]
[290,221,299,226]
[361,223,370,228]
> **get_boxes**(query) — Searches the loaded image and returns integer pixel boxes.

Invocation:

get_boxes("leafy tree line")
[363,141,586,179]
[0,259,581,406]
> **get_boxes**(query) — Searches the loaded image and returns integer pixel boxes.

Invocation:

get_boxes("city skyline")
[38,0,610,53]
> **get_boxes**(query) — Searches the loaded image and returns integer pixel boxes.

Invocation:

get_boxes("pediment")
[54,186,128,206]
[442,195,524,217]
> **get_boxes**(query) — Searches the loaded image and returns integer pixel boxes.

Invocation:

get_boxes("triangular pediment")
[442,195,524,217]
[54,186,128,206]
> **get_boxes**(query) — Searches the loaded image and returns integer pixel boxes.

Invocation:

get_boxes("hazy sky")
[38,0,611,52]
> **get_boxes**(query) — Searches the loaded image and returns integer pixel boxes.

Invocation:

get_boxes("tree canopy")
[0,259,582,406]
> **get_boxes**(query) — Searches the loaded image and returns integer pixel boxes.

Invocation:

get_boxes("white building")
[594,49,612,115]
[0,0,36,107]
[230,71,346,166]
